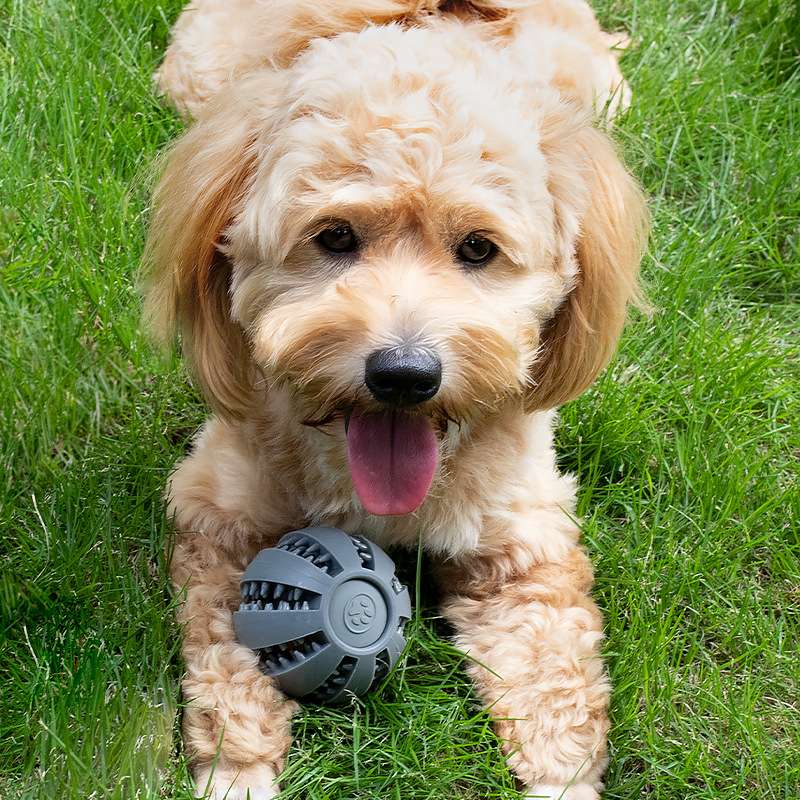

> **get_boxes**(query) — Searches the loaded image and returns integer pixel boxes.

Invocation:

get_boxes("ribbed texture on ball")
[234,527,411,704]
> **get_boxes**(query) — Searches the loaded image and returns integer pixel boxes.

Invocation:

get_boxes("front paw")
[194,762,279,800]
[525,784,599,800]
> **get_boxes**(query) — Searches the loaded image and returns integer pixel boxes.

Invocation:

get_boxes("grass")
[0,0,798,798]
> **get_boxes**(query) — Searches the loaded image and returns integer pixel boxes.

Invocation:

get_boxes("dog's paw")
[194,763,279,799]
[524,784,600,800]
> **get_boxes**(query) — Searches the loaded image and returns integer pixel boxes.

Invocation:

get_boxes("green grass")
[0,0,798,798]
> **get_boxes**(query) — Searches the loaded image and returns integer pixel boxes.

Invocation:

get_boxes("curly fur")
[144,2,647,798]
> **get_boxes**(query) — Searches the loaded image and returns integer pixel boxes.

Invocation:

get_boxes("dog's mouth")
[302,400,457,517]
[344,408,439,517]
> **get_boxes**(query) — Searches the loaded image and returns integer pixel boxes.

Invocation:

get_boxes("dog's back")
[156,0,630,120]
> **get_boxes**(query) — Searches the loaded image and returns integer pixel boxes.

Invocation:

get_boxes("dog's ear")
[142,103,261,418]
[526,115,649,411]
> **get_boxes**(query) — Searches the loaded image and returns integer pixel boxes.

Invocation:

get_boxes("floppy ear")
[142,106,259,418]
[526,117,649,410]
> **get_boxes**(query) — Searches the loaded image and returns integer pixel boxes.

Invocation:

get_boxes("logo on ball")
[344,594,376,633]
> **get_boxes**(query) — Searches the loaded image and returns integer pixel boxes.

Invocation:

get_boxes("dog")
[143,1,648,798]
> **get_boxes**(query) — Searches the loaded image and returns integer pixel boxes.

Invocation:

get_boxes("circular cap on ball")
[329,579,388,647]
[233,527,410,704]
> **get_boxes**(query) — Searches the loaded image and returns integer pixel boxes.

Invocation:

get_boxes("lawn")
[0,1,798,798]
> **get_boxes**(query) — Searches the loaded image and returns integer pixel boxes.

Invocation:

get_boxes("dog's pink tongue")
[346,410,438,516]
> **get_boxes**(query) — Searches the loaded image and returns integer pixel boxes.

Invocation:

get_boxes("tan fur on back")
[156,0,632,120]
[144,2,648,798]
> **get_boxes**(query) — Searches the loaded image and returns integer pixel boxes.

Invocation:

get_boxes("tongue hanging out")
[346,409,438,516]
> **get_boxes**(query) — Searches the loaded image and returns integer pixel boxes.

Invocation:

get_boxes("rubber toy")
[234,526,410,703]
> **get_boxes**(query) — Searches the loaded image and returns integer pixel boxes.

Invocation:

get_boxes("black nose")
[364,346,442,406]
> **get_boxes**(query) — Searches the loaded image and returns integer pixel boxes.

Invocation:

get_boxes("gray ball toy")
[234,526,411,704]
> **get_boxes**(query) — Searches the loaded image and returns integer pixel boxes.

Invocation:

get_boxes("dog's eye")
[316,223,358,254]
[457,233,497,267]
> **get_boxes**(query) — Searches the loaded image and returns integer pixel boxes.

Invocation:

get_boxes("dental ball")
[234,526,411,704]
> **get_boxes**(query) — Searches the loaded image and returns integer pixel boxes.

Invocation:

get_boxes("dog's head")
[144,25,647,516]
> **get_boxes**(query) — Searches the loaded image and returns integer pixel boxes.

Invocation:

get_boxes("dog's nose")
[364,346,442,406]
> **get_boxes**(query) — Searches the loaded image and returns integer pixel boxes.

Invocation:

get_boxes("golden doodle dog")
[144,1,647,797]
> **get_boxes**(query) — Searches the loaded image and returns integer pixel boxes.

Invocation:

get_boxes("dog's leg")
[440,545,610,799]
[166,419,298,800]
[171,529,296,799]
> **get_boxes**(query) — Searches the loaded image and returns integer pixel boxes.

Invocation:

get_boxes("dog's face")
[145,26,646,515]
